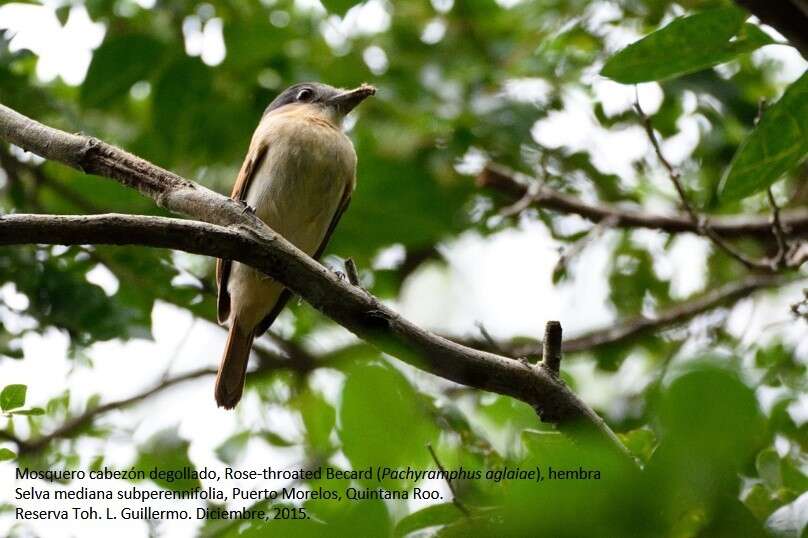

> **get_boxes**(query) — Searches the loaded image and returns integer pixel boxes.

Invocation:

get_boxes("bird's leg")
[326,262,348,281]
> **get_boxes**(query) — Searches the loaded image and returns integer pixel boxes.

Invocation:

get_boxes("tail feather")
[215,318,254,409]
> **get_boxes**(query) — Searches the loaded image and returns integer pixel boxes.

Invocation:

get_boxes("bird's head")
[264,82,375,123]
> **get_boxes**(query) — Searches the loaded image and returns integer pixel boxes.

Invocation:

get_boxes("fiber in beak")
[328,84,376,115]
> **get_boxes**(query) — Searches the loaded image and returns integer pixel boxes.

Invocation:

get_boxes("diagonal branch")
[0,213,587,417]
[477,164,808,240]
[0,104,635,465]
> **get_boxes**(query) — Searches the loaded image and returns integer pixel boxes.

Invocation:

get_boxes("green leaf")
[134,428,200,491]
[0,384,26,411]
[478,395,538,433]
[394,503,466,537]
[737,23,779,51]
[339,360,438,486]
[81,34,164,108]
[756,448,783,490]
[305,496,392,538]
[260,432,296,447]
[0,246,142,346]
[657,362,765,472]
[742,482,779,521]
[720,72,808,200]
[601,7,772,83]
[10,407,45,416]
[520,429,569,458]
[46,390,70,416]
[89,455,105,472]
[55,5,70,26]
[296,390,335,454]
[0,448,16,461]
[320,0,362,16]
[618,427,657,464]
[215,431,250,465]
[782,458,808,492]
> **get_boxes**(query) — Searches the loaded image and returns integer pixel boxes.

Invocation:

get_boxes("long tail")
[215,317,254,409]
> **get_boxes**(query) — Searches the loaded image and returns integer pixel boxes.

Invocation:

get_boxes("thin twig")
[792,288,808,320]
[789,243,808,268]
[476,164,808,240]
[344,257,361,286]
[541,321,563,375]
[455,273,800,358]
[552,215,617,282]
[768,188,789,269]
[755,98,767,126]
[500,178,542,218]
[634,94,773,271]
[500,156,550,218]
[475,321,505,356]
[542,321,562,376]
[3,348,323,455]
[10,368,214,454]
[160,319,197,382]
[427,442,470,516]
[634,99,696,221]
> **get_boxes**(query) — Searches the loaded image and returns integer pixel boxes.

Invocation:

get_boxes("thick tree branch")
[477,164,808,240]
[0,213,598,420]
[0,104,634,464]
[0,215,630,456]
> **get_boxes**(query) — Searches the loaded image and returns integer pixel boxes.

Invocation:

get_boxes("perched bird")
[215,82,375,409]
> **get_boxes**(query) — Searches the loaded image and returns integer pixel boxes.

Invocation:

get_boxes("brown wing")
[253,189,353,336]
[216,143,268,324]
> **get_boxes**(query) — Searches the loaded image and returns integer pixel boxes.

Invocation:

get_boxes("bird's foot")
[238,200,255,215]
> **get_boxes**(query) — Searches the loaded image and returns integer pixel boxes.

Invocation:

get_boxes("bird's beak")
[327,84,376,115]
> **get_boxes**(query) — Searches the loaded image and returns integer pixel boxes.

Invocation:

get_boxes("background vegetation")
[1,0,807,536]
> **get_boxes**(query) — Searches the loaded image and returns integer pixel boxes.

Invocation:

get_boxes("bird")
[214,82,375,409]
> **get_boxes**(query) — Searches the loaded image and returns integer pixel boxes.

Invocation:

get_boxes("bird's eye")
[296,88,314,101]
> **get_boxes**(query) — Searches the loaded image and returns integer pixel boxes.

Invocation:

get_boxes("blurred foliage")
[1,0,807,536]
